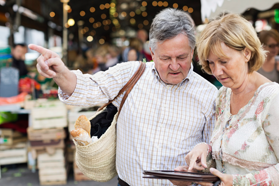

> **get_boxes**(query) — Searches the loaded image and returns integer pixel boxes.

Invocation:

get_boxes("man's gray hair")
[149,8,195,52]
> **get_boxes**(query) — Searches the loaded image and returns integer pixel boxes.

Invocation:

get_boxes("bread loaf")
[70,128,91,146]
[71,115,92,146]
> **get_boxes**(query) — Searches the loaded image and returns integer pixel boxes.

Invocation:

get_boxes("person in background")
[137,29,152,61]
[258,29,279,83]
[94,44,110,72]
[120,38,145,62]
[106,45,120,68]
[29,8,218,185]
[11,43,28,77]
[174,13,279,186]
[127,47,140,61]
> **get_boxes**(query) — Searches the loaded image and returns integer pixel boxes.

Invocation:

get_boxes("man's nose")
[169,59,180,71]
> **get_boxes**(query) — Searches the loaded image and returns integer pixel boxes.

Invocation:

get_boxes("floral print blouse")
[208,82,279,185]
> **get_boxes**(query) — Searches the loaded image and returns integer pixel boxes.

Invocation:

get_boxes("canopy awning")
[201,0,279,21]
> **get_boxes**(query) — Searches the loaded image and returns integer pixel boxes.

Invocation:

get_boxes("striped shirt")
[59,61,218,185]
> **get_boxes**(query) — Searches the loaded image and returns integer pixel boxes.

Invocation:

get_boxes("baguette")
[71,115,92,146]
[70,128,91,146]
[74,115,91,136]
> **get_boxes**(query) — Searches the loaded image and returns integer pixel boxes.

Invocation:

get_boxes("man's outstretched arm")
[29,44,77,96]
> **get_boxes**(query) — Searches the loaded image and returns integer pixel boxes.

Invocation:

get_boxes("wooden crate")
[37,149,65,169]
[66,141,75,163]
[28,127,66,141]
[31,101,67,129]
[74,160,91,181]
[0,142,27,165]
[39,167,67,185]
[0,129,27,145]
[38,149,67,185]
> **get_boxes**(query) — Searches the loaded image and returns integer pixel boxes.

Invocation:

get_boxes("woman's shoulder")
[257,82,279,100]
[216,86,229,98]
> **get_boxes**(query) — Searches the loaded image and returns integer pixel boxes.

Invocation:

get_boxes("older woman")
[174,13,279,186]
[258,29,279,83]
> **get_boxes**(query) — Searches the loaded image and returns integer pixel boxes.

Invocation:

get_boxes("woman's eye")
[220,61,227,64]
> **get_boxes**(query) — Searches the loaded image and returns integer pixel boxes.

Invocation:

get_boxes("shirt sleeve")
[202,88,218,144]
[232,92,279,185]
[58,62,140,108]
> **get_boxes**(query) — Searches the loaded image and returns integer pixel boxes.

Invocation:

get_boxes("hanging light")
[130,18,136,24]
[80,11,85,16]
[89,17,95,23]
[142,1,147,6]
[87,36,93,42]
[68,18,75,26]
[99,39,105,44]
[183,6,188,11]
[188,7,194,13]
[50,12,55,17]
[142,12,147,17]
[90,7,95,13]
[130,11,135,17]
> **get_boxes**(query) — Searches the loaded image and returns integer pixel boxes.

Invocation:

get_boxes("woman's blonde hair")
[197,13,266,74]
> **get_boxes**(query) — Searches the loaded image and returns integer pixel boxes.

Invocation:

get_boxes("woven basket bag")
[73,62,146,182]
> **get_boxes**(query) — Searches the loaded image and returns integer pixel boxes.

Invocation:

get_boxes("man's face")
[150,34,193,85]
[12,45,26,60]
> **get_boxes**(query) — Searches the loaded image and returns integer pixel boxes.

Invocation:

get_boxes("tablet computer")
[143,170,220,182]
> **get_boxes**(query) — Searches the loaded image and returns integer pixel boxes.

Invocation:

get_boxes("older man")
[29,8,217,186]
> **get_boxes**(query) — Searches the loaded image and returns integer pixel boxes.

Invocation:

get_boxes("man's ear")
[243,48,251,62]
[150,47,154,60]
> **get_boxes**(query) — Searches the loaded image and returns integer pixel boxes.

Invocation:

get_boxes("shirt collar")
[151,62,194,87]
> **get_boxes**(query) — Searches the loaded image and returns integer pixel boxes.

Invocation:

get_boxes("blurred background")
[0,0,279,185]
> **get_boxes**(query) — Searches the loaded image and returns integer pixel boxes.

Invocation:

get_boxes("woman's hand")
[185,143,208,172]
[210,168,233,186]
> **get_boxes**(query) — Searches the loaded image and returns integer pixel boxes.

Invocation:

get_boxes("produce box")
[0,128,27,145]
[38,149,67,185]
[31,100,67,129]
[0,142,27,165]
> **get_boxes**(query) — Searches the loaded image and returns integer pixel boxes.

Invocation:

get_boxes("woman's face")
[264,37,279,58]
[127,49,138,61]
[207,43,251,89]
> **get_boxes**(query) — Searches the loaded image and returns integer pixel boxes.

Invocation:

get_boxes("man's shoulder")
[191,71,218,91]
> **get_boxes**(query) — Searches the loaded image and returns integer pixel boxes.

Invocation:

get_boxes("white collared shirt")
[59,61,218,185]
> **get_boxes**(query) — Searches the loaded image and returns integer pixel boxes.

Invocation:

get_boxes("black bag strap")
[98,62,146,114]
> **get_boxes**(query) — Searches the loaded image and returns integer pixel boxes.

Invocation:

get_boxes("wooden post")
[60,0,69,65]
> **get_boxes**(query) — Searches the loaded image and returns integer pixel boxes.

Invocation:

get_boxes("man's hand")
[28,44,67,79]
[29,44,77,96]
